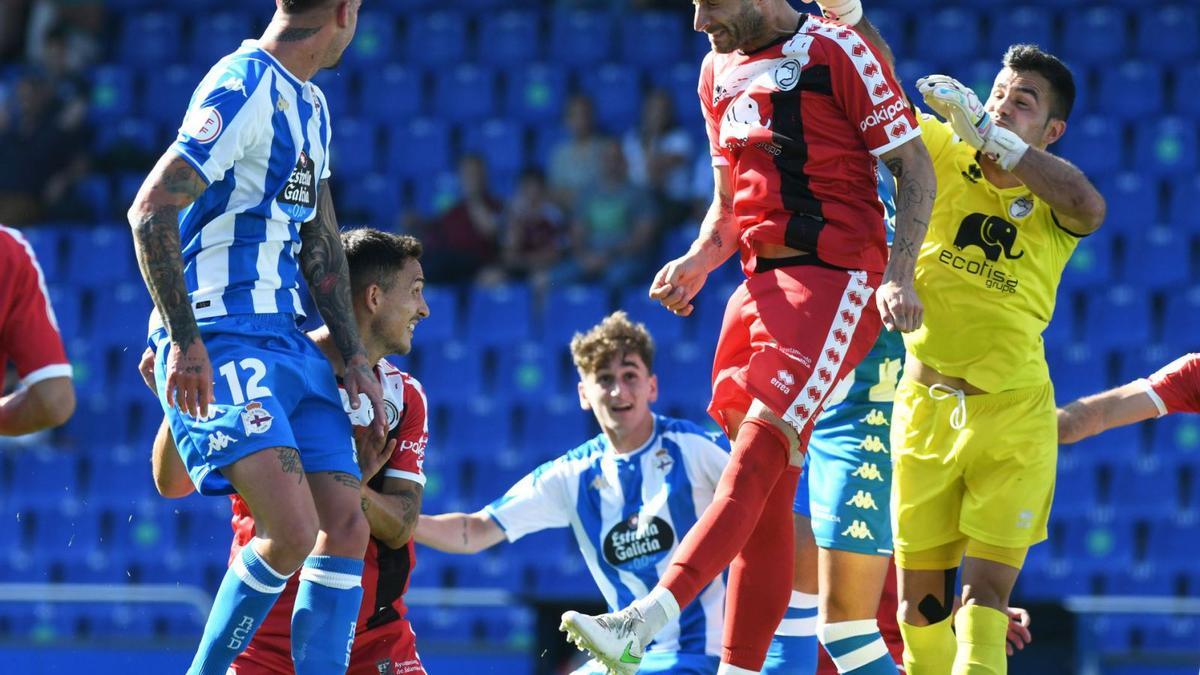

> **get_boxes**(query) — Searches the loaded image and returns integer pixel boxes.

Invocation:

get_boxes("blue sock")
[291,555,364,675]
[762,591,819,675]
[819,619,898,674]
[187,540,288,675]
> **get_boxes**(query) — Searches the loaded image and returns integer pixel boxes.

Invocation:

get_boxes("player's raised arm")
[128,152,212,419]
[414,512,506,554]
[299,180,386,439]
[877,138,935,333]
[1059,353,1200,444]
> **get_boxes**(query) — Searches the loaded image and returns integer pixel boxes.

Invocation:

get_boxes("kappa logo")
[241,402,273,436]
[841,520,875,540]
[860,409,889,426]
[186,405,224,423]
[208,431,237,453]
[858,435,887,454]
[221,77,247,97]
[845,490,879,510]
[851,462,885,481]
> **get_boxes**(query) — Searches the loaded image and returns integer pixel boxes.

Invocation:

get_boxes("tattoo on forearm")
[332,472,361,490]
[885,158,904,179]
[277,26,320,42]
[300,182,367,362]
[276,447,304,483]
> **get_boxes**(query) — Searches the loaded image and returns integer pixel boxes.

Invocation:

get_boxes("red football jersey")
[1143,353,1200,416]
[698,14,920,275]
[229,359,429,639]
[0,225,70,386]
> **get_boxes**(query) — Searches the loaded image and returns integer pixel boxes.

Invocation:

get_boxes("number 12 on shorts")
[218,358,273,404]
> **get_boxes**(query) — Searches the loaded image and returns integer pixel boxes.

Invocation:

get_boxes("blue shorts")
[571,651,719,674]
[151,313,357,496]
[795,329,904,556]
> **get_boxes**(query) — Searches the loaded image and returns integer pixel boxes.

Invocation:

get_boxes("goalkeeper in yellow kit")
[816,3,1108,669]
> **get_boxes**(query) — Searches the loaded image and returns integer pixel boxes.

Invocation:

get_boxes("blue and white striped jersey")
[170,40,332,320]
[486,415,730,657]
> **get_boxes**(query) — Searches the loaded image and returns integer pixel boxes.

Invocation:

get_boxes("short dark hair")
[1002,44,1076,121]
[278,0,335,15]
[340,228,422,297]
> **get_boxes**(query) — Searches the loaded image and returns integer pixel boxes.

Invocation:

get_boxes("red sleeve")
[383,374,428,485]
[697,52,728,167]
[813,22,920,157]
[1145,353,1200,415]
[0,227,70,385]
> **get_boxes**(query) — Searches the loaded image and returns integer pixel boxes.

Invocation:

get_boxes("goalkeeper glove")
[917,74,1029,171]
[812,0,863,26]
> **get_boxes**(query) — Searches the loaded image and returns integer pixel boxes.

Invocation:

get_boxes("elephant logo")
[722,93,773,147]
[953,213,1025,261]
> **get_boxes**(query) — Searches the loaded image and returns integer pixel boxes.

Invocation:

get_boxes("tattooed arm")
[648,164,738,316]
[414,511,506,554]
[361,477,425,549]
[300,180,386,436]
[1010,149,1106,235]
[128,152,213,417]
[877,138,936,332]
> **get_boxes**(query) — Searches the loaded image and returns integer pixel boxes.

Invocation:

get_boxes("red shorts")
[708,263,882,458]
[229,618,425,675]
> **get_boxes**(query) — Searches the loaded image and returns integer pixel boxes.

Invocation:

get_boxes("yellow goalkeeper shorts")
[890,377,1057,560]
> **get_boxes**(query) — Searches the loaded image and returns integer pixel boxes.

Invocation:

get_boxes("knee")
[897,598,928,627]
[321,502,370,553]
[960,582,1008,610]
[265,518,320,572]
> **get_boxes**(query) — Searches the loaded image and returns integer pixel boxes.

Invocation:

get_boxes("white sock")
[644,586,681,622]
[717,663,761,675]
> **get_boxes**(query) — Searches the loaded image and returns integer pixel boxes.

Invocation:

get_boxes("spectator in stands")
[548,94,607,208]
[501,168,568,295]
[24,0,103,70]
[420,154,505,286]
[622,88,694,228]
[0,68,89,224]
[0,224,75,435]
[558,139,659,288]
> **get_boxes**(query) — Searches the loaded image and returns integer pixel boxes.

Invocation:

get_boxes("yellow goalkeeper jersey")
[902,113,1083,393]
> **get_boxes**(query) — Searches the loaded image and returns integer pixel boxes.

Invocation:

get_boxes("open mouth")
[610,403,634,413]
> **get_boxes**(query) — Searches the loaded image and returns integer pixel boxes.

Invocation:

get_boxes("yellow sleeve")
[916,109,956,164]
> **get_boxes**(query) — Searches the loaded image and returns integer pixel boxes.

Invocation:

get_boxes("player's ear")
[577,380,592,411]
[647,374,659,404]
[1041,117,1066,147]
[335,0,351,27]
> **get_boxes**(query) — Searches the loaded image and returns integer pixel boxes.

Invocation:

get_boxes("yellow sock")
[898,616,956,675]
[952,604,1010,675]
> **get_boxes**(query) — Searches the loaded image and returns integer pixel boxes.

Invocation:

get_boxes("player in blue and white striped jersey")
[416,312,728,674]
[126,2,383,674]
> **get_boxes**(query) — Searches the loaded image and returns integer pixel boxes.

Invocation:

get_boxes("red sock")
[659,418,792,609]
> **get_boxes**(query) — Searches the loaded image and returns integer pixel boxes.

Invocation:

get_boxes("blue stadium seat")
[1041,297,1075,351]
[330,118,378,178]
[16,226,64,282]
[1124,226,1189,291]
[94,282,154,351]
[89,65,136,120]
[985,7,1053,59]
[1160,285,1200,353]
[1069,421,1143,471]
[434,64,496,124]
[1095,173,1157,235]
[619,286,686,346]
[1061,514,1136,567]
[189,12,252,66]
[485,10,541,67]
[656,341,715,414]
[1108,457,1175,517]
[67,225,137,288]
[71,176,112,221]
[1115,344,1176,388]
[1133,117,1198,178]
[913,8,981,64]
[864,8,907,56]
[1047,345,1105,412]
[1164,173,1200,230]
[531,125,567,169]
[150,604,206,640]
[516,396,594,456]
[466,284,532,348]
[1054,115,1122,182]
[119,10,182,66]
[1062,7,1128,64]
[342,12,396,67]
[406,12,467,67]
[579,64,642,134]
[494,342,563,404]
[1078,615,1136,654]
[311,69,352,118]
[8,452,78,505]
[410,170,460,217]
[106,502,181,560]
[444,396,512,457]
[94,117,160,158]
[621,12,685,68]
[551,10,614,68]
[1083,285,1151,351]
[414,339,484,400]
[357,63,423,124]
[387,118,451,179]
[141,65,200,126]
[894,59,935,102]
[1146,513,1200,564]
[410,285,457,347]
[1171,63,1200,119]
[1097,61,1163,120]
[1052,456,1100,517]
[343,171,406,225]
[539,284,611,348]
[462,118,526,177]
[650,62,702,135]
[82,440,160,504]
[504,62,568,125]
[1150,413,1200,461]
[1103,563,1175,596]
[1014,560,1092,602]
[1136,5,1198,63]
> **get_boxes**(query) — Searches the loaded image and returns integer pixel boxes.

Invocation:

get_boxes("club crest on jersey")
[773,59,803,92]
[241,402,273,435]
[1009,196,1034,219]
[654,449,674,474]
[603,515,675,571]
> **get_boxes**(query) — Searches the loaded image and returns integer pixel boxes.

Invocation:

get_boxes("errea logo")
[771,369,796,395]
[860,99,907,132]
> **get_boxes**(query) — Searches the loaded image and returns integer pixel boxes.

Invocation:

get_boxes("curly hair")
[570,311,656,376]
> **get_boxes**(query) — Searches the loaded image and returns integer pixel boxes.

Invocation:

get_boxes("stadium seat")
[1124,226,1189,291]
[330,118,378,179]
[189,12,252,66]
[94,117,160,159]
[1160,285,1200,353]
[864,8,907,56]
[465,284,532,348]
[342,12,395,67]
[1069,421,1144,471]
[504,62,568,125]
[1097,61,1163,121]
[1108,456,1176,517]
[66,226,137,288]
[1146,513,1200,565]
[620,12,685,68]
[387,118,451,179]
[494,342,563,404]
[985,7,1053,59]
[406,12,467,67]
[462,118,526,177]
[141,65,201,126]
[1135,5,1198,63]
[913,8,981,64]
[311,69,353,118]
[1052,455,1101,517]
[539,284,611,348]
[894,59,935,102]
[1103,563,1175,596]
[1151,413,1200,463]
[1163,173,1200,230]
[516,396,595,457]
[1083,285,1151,351]
[1061,514,1137,568]
[1095,173,1158,235]
[89,65,136,120]
[550,10,614,68]
[71,176,113,222]
[434,64,496,124]
[92,282,153,350]
[619,286,687,346]
[579,64,642,134]
[119,11,182,66]
[409,285,457,347]
[16,226,64,282]
[410,170,461,217]
[413,339,484,401]
[1078,615,1136,655]
[1133,117,1198,178]
[8,452,78,505]
[1062,7,1128,64]
[650,62,704,135]
[1171,63,1200,119]
[357,63,424,124]
[656,341,716,415]
[1046,344,1106,406]
[443,396,513,458]
[484,10,541,67]
[1115,344,1176,389]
